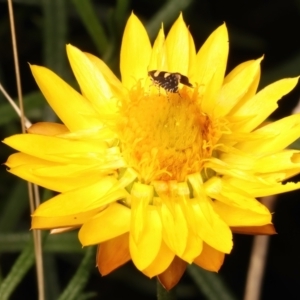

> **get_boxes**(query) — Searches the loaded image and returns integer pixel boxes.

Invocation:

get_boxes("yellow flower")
[3,13,300,289]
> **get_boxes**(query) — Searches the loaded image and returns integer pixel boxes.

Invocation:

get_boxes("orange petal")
[231,224,277,235]
[97,233,131,276]
[193,243,225,272]
[27,122,69,136]
[157,256,187,290]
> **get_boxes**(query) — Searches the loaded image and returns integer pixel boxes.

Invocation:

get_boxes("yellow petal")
[30,65,101,131]
[148,26,167,71]
[142,241,175,278]
[130,182,154,243]
[215,58,262,117]
[57,127,117,146]
[165,14,190,75]
[181,231,203,263]
[32,210,97,229]
[3,134,120,165]
[6,152,54,169]
[212,201,271,227]
[255,150,300,175]
[175,182,204,263]
[130,206,162,271]
[218,151,255,171]
[205,177,272,226]
[188,29,196,76]
[230,77,299,132]
[188,174,233,253]
[191,197,233,253]
[154,181,195,258]
[224,59,260,103]
[97,233,131,275]
[191,24,228,112]
[6,153,105,193]
[204,158,261,185]
[226,176,300,197]
[66,45,118,116]
[33,177,125,218]
[84,51,126,99]
[79,203,130,246]
[120,13,151,89]
[161,202,188,256]
[117,167,138,190]
[237,113,300,154]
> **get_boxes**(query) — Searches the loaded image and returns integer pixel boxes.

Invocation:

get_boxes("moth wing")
[160,75,179,92]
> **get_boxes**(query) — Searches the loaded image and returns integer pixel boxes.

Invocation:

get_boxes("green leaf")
[0,181,28,232]
[58,247,96,300]
[145,0,194,40]
[0,235,37,300]
[187,265,237,300]
[157,279,177,300]
[71,0,109,56]
[0,232,81,253]
[42,0,68,77]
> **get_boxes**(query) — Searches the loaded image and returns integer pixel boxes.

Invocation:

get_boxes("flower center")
[118,85,217,183]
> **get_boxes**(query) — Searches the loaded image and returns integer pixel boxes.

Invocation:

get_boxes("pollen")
[118,86,218,183]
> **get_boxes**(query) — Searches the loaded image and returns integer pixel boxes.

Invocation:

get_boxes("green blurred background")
[1,0,300,299]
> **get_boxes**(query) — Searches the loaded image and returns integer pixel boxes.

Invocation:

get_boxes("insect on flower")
[148,70,193,94]
[4,13,300,292]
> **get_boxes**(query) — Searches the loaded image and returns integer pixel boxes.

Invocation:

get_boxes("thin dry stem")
[292,97,300,114]
[7,0,25,133]
[245,96,300,300]
[7,1,44,299]
[243,195,277,300]
[0,83,32,128]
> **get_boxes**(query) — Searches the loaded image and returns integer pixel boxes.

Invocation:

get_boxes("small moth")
[148,70,193,93]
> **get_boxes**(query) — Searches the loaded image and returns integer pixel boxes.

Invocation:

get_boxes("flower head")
[4,13,300,289]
